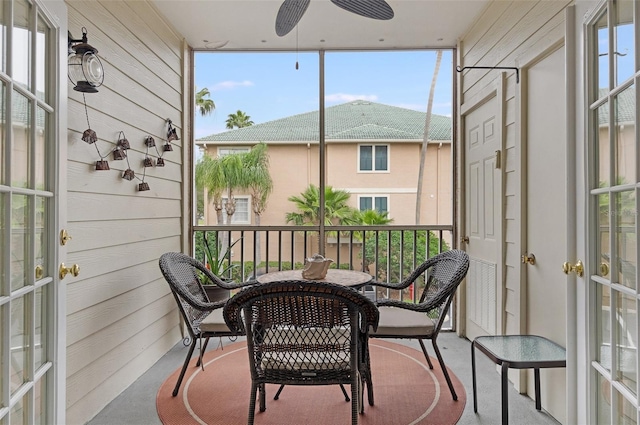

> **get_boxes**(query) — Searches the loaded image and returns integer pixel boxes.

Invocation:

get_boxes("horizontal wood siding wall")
[459,0,570,335]
[65,1,185,423]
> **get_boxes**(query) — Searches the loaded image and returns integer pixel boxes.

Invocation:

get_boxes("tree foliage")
[195,87,215,116]
[363,230,450,284]
[226,110,254,129]
[285,184,359,226]
[195,143,272,225]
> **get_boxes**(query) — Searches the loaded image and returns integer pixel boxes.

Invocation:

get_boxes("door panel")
[0,1,65,423]
[586,2,639,424]
[465,97,500,339]
[525,46,567,424]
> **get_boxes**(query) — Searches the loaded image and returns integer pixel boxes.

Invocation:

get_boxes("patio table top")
[256,269,372,288]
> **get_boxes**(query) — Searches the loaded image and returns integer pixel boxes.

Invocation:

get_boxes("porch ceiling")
[150,0,490,51]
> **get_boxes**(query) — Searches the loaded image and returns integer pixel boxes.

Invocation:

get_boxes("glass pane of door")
[596,101,610,187]
[615,1,634,85]
[614,87,635,186]
[10,297,27,395]
[12,0,31,90]
[615,291,637,394]
[11,194,28,291]
[11,90,30,188]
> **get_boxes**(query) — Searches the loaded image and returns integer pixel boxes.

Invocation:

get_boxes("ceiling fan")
[275,0,394,37]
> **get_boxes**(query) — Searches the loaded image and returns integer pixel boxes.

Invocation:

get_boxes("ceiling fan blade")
[275,0,311,37]
[330,0,394,20]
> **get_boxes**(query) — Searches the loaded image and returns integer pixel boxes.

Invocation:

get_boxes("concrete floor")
[86,332,562,425]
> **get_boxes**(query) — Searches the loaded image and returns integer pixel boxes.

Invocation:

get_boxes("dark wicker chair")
[223,280,379,425]
[158,251,255,397]
[369,249,469,401]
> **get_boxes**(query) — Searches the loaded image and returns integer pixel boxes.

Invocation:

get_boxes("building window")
[221,196,250,224]
[218,146,250,157]
[359,196,388,213]
[359,145,388,171]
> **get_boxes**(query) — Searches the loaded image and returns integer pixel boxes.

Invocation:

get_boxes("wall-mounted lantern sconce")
[68,27,104,93]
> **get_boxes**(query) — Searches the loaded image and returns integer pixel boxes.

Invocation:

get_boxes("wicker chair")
[223,280,379,425]
[369,249,469,401]
[158,251,255,397]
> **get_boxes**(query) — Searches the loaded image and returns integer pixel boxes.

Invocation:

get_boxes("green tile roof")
[197,100,451,143]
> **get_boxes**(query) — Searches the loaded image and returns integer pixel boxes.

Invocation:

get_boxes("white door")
[0,1,67,423]
[464,94,502,340]
[525,46,567,424]
[584,1,639,423]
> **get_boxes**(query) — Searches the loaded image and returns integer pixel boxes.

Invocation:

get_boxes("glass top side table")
[471,335,566,425]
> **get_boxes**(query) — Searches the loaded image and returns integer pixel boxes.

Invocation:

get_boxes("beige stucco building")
[196,100,452,261]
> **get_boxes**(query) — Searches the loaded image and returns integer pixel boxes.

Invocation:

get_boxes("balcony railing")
[193,224,454,305]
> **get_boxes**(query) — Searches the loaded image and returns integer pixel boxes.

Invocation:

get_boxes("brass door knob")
[521,253,536,265]
[59,263,80,279]
[562,260,584,277]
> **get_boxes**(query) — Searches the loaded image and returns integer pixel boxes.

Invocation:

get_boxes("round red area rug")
[157,339,466,424]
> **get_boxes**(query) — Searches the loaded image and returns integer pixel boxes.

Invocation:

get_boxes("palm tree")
[219,152,245,223]
[286,184,359,253]
[226,110,254,129]
[197,145,274,274]
[195,155,226,224]
[197,145,273,227]
[356,209,393,225]
[195,151,246,257]
[285,184,357,226]
[195,151,245,226]
[243,143,273,223]
[195,87,215,116]
[415,50,442,224]
[241,143,273,273]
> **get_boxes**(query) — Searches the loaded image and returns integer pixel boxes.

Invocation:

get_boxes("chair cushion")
[263,326,349,345]
[200,308,231,333]
[371,306,435,337]
[260,350,351,372]
[260,327,351,372]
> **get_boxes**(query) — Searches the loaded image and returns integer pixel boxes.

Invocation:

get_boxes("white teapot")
[302,254,333,280]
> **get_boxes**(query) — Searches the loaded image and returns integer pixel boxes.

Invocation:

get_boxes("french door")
[0,0,66,423]
[586,1,640,423]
